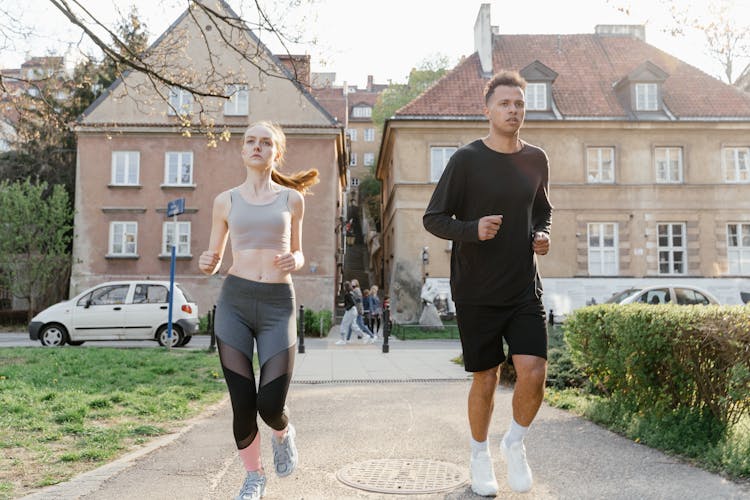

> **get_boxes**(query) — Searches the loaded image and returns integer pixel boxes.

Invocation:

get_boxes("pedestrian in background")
[369,285,382,336]
[336,281,364,345]
[347,279,375,343]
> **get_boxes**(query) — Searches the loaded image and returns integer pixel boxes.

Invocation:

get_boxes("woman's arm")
[274,189,305,272]
[198,191,231,275]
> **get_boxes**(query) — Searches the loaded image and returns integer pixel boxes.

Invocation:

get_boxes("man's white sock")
[504,418,529,445]
[470,437,490,457]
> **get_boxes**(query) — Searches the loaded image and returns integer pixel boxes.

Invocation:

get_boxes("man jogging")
[423,70,552,495]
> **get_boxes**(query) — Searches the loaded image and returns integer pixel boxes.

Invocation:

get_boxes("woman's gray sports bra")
[228,188,291,252]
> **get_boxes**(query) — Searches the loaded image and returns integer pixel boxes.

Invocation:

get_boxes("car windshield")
[605,288,641,304]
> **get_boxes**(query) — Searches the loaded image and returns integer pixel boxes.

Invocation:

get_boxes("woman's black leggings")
[218,339,295,449]
[213,276,297,450]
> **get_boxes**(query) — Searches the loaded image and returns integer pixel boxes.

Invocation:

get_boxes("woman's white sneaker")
[500,436,533,493]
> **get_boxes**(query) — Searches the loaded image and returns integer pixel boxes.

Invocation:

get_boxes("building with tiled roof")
[736,63,750,94]
[311,74,386,203]
[72,0,348,315]
[376,4,750,322]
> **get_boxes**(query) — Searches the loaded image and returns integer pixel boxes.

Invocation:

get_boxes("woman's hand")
[274,251,303,272]
[199,251,220,274]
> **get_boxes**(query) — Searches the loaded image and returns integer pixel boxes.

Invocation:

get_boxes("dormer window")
[352,105,372,118]
[614,61,669,116]
[519,60,557,113]
[635,83,658,111]
[526,83,547,110]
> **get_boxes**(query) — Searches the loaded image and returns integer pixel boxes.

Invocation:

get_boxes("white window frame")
[430,146,457,182]
[168,86,193,116]
[224,84,249,116]
[655,147,683,183]
[727,223,750,275]
[109,222,138,256]
[347,128,358,141]
[364,128,375,142]
[635,83,658,111]
[525,83,547,111]
[587,223,619,276]
[350,177,360,187]
[164,152,194,186]
[723,147,750,183]
[352,105,372,118]
[350,153,357,166]
[586,147,615,183]
[657,223,687,275]
[162,221,191,256]
[363,153,375,166]
[111,151,140,186]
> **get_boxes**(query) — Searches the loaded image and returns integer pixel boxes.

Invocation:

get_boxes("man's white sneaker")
[500,437,533,493]
[470,450,498,496]
[335,339,347,345]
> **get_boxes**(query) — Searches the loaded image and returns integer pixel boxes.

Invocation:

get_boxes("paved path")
[19,329,750,500]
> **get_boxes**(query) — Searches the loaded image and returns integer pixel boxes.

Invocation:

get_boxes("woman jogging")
[199,121,318,500]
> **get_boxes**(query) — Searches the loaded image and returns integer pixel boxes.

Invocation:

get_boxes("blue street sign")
[167,198,185,217]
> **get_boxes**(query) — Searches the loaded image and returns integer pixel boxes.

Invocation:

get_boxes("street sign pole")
[166,198,185,351]
[167,213,176,351]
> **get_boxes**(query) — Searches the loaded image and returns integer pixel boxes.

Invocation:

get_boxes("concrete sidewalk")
[22,330,750,499]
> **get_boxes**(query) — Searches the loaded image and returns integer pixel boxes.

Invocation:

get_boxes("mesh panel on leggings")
[218,338,258,449]
[257,345,295,430]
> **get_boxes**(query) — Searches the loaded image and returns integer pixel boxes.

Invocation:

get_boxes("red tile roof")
[310,86,347,124]
[397,33,750,119]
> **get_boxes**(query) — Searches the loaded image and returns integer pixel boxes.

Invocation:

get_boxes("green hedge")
[303,309,332,337]
[564,304,750,428]
[389,321,460,340]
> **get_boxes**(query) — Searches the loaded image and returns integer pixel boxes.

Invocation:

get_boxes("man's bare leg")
[468,366,501,440]
[467,365,501,496]
[510,354,547,426]
[500,354,547,493]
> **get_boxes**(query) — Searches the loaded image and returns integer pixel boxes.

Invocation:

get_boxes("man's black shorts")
[455,297,547,372]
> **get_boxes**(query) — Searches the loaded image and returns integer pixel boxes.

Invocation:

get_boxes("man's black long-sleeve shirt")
[423,139,552,305]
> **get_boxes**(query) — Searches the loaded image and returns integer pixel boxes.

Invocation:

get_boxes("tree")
[372,55,451,130]
[0,7,152,199]
[662,0,750,84]
[0,0,317,137]
[607,0,750,84]
[0,179,73,321]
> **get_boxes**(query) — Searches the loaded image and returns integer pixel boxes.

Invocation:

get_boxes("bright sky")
[1,0,748,87]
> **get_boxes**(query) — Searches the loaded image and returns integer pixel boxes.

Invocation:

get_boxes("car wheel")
[67,341,85,346]
[179,335,192,347]
[157,325,183,347]
[39,324,68,347]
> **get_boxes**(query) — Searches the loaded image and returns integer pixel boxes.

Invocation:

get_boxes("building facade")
[311,75,386,202]
[72,2,347,315]
[376,4,750,322]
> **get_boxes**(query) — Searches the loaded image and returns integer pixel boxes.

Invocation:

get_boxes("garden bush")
[564,304,750,429]
[303,308,332,337]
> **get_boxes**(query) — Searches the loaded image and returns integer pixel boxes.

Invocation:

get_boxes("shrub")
[0,310,28,325]
[565,304,750,428]
[303,308,332,337]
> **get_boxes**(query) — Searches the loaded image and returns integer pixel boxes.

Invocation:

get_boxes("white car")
[605,285,720,306]
[29,281,199,347]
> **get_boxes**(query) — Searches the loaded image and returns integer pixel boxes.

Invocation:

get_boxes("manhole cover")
[336,458,467,494]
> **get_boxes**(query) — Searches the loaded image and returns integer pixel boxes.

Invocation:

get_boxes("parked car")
[604,285,720,306]
[29,281,199,347]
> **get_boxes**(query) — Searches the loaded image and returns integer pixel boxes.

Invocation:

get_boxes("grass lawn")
[0,347,226,499]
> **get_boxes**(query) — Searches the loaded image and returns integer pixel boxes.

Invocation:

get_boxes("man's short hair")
[484,70,527,104]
